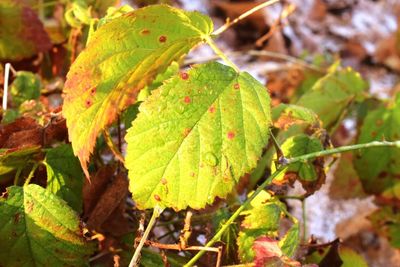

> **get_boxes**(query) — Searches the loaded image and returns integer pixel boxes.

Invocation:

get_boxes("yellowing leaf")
[125,62,271,210]
[0,184,93,266]
[63,5,213,176]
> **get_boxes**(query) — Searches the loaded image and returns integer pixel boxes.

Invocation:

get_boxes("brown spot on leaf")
[184,96,191,104]
[227,131,235,140]
[376,119,384,126]
[154,194,161,201]
[180,72,189,80]
[26,201,34,213]
[209,106,216,113]
[141,29,150,35]
[233,83,240,90]
[14,213,21,224]
[90,88,96,95]
[161,178,168,185]
[190,172,195,177]
[183,128,191,137]
[378,171,388,179]
[371,131,377,138]
[159,35,167,43]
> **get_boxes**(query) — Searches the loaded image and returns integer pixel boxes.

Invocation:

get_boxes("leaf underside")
[62,4,213,176]
[0,184,93,266]
[125,62,271,210]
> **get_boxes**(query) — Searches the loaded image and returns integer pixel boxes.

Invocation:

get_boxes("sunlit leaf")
[354,93,400,201]
[0,184,93,266]
[279,223,300,257]
[125,62,271,210]
[0,0,51,60]
[44,144,84,213]
[63,4,213,176]
[296,65,367,130]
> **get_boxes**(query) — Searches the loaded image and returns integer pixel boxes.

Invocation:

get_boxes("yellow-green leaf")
[125,62,271,210]
[63,4,213,176]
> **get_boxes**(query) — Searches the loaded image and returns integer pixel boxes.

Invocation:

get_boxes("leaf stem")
[103,130,125,165]
[24,162,41,186]
[129,206,164,267]
[184,167,286,267]
[205,36,240,73]
[284,140,400,165]
[213,0,281,35]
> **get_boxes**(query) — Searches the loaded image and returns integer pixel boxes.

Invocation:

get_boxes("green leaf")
[271,134,325,194]
[296,65,367,130]
[354,93,400,200]
[339,247,368,267]
[0,1,51,60]
[0,184,93,266]
[279,223,300,257]
[369,206,400,248]
[0,146,41,176]
[125,62,271,210]
[63,4,213,176]
[10,71,41,107]
[44,144,84,213]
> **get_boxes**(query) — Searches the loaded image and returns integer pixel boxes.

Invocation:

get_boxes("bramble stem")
[284,140,400,165]
[204,36,240,72]
[129,206,164,267]
[24,162,41,186]
[184,167,286,267]
[213,0,281,35]
[185,139,400,266]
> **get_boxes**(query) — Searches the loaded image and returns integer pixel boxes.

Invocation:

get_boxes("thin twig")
[129,206,164,267]
[3,63,11,110]
[24,162,41,186]
[213,0,281,35]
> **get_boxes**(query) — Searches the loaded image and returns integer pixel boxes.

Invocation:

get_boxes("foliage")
[0,1,398,266]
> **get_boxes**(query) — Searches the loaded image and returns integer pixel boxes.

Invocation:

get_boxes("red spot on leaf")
[209,106,216,113]
[184,96,191,104]
[85,99,92,108]
[159,35,167,43]
[227,131,235,140]
[154,194,161,201]
[90,88,96,95]
[141,29,150,35]
[233,83,240,90]
[180,72,189,80]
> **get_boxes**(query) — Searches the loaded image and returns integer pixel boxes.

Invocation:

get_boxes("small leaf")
[63,4,213,176]
[10,71,41,107]
[354,93,400,201]
[0,1,51,60]
[271,134,325,195]
[125,62,271,210]
[44,144,84,212]
[0,184,93,266]
[272,104,321,130]
[296,65,367,130]
[0,146,41,176]
[279,223,300,257]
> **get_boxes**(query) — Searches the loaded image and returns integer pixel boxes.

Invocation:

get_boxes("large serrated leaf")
[125,62,271,210]
[354,93,400,201]
[44,144,84,213]
[63,4,213,176]
[0,184,93,266]
[0,0,51,60]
